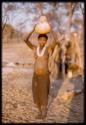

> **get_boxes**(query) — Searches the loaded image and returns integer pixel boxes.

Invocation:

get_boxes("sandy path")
[2,66,84,123]
[2,42,84,123]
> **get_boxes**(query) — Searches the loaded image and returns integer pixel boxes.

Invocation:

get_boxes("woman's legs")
[33,73,50,119]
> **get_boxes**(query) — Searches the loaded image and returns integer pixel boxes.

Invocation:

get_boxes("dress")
[32,45,50,108]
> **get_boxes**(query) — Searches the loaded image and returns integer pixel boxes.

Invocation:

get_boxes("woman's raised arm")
[24,26,36,50]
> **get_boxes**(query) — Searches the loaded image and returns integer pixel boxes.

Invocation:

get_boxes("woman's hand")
[32,24,36,32]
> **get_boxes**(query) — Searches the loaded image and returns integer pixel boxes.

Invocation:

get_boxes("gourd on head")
[35,16,51,34]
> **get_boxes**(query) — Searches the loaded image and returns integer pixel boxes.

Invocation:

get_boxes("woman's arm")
[24,26,36,50]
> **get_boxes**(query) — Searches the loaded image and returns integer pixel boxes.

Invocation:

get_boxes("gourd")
[35,16,51,34]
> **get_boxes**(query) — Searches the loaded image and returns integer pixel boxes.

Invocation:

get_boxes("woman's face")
[38,37,47,47]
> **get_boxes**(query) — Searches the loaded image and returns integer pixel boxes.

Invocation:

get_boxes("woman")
[24,26,56,119]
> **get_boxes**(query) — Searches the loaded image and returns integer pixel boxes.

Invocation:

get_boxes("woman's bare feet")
[35,110,42,119]
[35,106,47,119]
[41,106,47,119]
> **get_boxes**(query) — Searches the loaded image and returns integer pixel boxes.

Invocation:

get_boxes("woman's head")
[38,34,48,47]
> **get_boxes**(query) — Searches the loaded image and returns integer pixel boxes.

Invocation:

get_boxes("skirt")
[32,72,50,107]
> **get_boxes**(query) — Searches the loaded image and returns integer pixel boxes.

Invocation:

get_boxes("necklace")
[37,44,47,57]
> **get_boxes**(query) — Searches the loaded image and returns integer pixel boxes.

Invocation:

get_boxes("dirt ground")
[2,42,84,123]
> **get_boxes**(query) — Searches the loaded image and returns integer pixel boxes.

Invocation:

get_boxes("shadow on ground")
[47,74,84,123]
[67,75,84,123]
